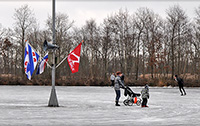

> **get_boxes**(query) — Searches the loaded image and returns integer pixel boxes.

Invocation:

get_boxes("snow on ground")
[0,86,199,126]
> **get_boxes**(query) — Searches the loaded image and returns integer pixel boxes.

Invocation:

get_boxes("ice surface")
[0,86,199,126]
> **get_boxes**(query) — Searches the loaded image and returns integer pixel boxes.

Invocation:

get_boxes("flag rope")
[55,55,68,69]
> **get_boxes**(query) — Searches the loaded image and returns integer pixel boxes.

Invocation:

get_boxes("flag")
[36,53,48,75]
[67,42,82,73]
[24,42,39,80]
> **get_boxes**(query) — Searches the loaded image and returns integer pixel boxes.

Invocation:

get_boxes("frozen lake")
[0,86,199,126]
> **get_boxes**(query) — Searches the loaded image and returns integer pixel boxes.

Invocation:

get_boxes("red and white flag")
[67,41,83,73]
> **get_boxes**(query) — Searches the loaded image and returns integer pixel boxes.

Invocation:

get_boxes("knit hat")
[116,71,122,75]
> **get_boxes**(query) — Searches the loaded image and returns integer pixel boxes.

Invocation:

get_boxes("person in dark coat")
[174,75,186,96]
[114,71,125,106]
[120,73,124,84]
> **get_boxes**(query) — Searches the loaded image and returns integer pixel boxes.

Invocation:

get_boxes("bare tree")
[46,13,74,78]
[166,5,189,79]
[82,19,101,79]
[191,6,200,79]
[99,16,116,80]
[13,4,36,76]
[134,8,146,80]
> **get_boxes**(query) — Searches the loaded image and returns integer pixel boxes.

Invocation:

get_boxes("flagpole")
[48,0,59,107]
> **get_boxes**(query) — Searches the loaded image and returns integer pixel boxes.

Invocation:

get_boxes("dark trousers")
[111,80,114,86]
[179,85,186,95]
[115,90,121,102]
[142,98,148,106]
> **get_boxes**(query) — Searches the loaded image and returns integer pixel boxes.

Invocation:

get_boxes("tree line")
[1,4,200,86]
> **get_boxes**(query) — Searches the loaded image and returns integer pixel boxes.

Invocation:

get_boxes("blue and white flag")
[36,53,48,75]
[24,42,40,80]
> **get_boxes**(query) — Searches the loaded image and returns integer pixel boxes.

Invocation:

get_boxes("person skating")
[174,75,186,96]
[110,73,115,87]
[114,71,125,106]
[141,84,149,107]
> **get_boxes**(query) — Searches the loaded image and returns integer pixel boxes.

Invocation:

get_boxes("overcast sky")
[0,0,200,29]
